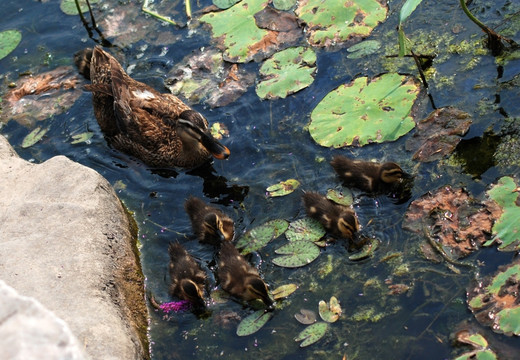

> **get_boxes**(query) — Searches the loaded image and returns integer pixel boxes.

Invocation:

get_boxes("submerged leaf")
[236,309,273,336]
[266,179,300,197]
[273,0,296,11]
[347,40,381,59]
[272,240,320,268]
[236,219,289,254]
[0,29,22,60]
[286,218,326,242]
[22,127,48,148]
[294,309,316,324]
[294,322,328,347]
[271,284,298,300]
[71,132,94,144]
[60,0,100,15]
[213,0,241,9]
[348,237,379,261]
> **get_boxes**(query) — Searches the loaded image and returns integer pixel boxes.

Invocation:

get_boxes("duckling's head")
[380,163,410,184]
[245,277,274,308]
[177,110,230,160]
[203,213,232,242]
[337,212,359,239]
[180,279,206,309]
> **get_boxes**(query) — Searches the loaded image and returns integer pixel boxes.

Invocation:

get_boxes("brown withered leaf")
[403,186,502,259]
[405,107,472,162]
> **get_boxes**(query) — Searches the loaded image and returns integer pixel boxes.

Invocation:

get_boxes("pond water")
[2,0,520,359]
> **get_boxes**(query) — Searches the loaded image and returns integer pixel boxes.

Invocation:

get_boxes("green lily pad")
[271,283,298,299]
[273,0,296,11]
[0,30,22,61]
[454,330,497,360]
[256,47,316,100]
[236,309,273,336]
[266,179,300,197]
[319,296,342,323]
[295,0,387,47]
[485,177,520,250]
[294,322,328,347]
[347,40,381,59]
[213,0,241,9]
[326,188,353,206]
[309,73,419,148]
[22,127,48,148]
[285,218,326,242]
[294,309,316,324]
[348,237,379,261]
[236,219,289,254]
[60,0,100,15]
[454,350,497,360]
[71,132,94,144]
[272,240,320,268]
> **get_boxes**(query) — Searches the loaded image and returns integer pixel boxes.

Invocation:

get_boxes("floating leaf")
[455,330,489,349]
[256,47,316,100]
[210,122,229,140]
[454,350,497,360]
[22,127,48,148]
[236,219,289,254]
[273,0,296,11]
[60,0,100,15]
[326,188,353,206]
[266,179,300,197]
[485,177,520,251]
[236,309,273,336]
[272,240,320,268]
[213,0,241,9]
[71,132,94,144]
[285,218,326,242]
[294,322,328,347]
[0,30,22,60]
[347,40,381,59]
[348,237,379,261]
[295,0,387,47]
[271,284,298,300]
[309,74,420,148]
[294,309,316,324]
[319,296,342,323]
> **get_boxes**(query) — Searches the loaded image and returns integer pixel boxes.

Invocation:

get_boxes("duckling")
[302,191,359,240]
[184,196,234,245]
[217,241,273,307]
[168,242,206,309]
[330,155,411,194]
[74,46,230,169]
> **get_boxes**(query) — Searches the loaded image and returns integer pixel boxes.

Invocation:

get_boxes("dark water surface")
[2,0,520,359]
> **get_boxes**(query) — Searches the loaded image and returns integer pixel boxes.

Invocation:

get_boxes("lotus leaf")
[309,73,419,148]
[71,132,94,144]
[60,0,100,15]
[272,240,320,268]
[326,188,353,206]
[0,30,21,60]
[271,283,298,300]
[266,179,300,197]
[347,40,381,59]
[348,237,379,261]
[294,309,316,324]
[295,0,387,47]
[285,218,326,242]
[236,219,289,254]
[273,0,296,11]
[467,261,520,336]
[236,309,273,336]
[485,176,520,250]
[294,322,328,347]
[213,0,241,9]
[318,296,342,323]
[256,47,316,100]
[22,127,48,148]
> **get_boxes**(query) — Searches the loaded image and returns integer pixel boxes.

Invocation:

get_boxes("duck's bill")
[200,132,230,160]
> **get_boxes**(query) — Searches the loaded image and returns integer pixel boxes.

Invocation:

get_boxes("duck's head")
[244,277,274,308]
[180,279,206,309]
[177,110,230,160]
[337,212,359,239]
[380,162,411,184]
[203,213,233,242]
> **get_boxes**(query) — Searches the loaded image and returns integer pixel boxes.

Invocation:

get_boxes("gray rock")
[0,135,148,359]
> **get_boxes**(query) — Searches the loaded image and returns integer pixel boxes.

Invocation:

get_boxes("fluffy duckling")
[330,155,411,194]
[217,241,273,307]
[302,191,359,240]
[168,242,206,309]
[74,46,229,169]
[184,196,234,245]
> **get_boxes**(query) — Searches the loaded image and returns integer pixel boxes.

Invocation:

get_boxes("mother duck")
[74,46,230,169]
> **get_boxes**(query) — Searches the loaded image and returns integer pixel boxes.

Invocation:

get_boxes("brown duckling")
[217,241,273,307]
[184,196,234,245]
[168,242,206,309]
[74,46,229,169]
[302,191,359,240]
[330,155,411,194]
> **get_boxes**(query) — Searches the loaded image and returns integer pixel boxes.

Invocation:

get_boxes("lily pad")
[318,296,342,323]
[272,240,320,268]
[285,218,326,242]
[60,0,100,15]
[0,30,22,60]
[454,350,497,360]
[294,309,316,324]
[71,132,94,144]
[326,188,353,206]
[22,127,48,148]
[295,0,388,47]
[256,47,316,100]
[294,322,328,347]
[347,40,381,59]
[271,283,298,300]
[348,237,379,261]
[236,309,273,336]
[485,176,520,251]
[236,219,289,254]
[266,179,300,197]
[309,73,420,148]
